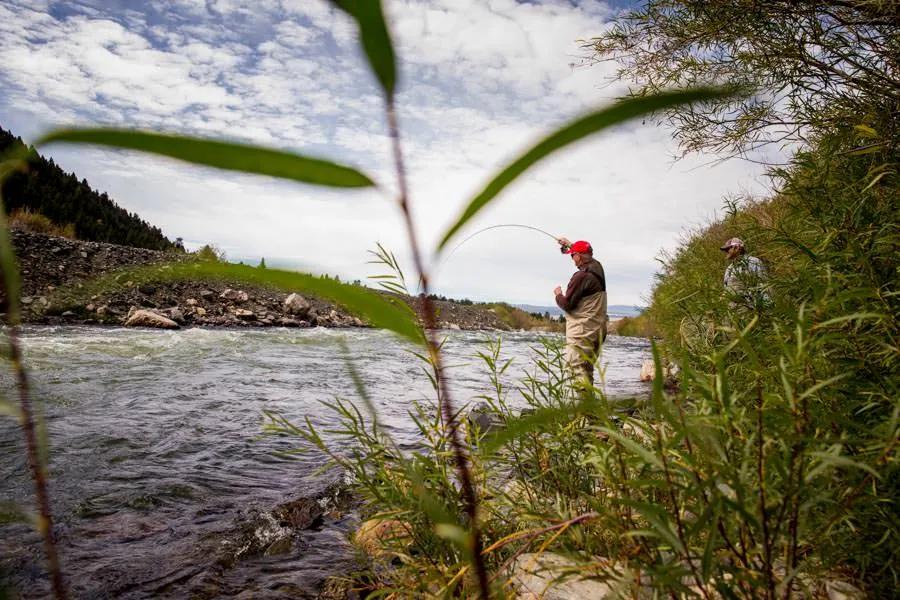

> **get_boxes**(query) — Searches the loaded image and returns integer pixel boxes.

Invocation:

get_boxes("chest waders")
[564,289,608,388]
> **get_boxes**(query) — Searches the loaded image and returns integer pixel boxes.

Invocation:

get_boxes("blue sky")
[0,0,771,306]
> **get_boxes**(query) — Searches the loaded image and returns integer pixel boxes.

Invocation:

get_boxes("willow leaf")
[37,129,375,188]
[437,87,739,250]
[331,0,396,97]
[482,398,596,453]
[0,397,22,420]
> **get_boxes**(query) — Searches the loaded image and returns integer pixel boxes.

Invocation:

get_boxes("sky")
[0,0,773,307]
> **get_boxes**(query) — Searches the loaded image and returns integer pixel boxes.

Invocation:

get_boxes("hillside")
[12,230,535,332]
[0,126,175,251]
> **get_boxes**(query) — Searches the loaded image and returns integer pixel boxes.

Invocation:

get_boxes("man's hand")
[557,236,571,248]
[553,286,562,296]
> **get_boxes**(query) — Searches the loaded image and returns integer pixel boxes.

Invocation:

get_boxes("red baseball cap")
[564,240,593,255]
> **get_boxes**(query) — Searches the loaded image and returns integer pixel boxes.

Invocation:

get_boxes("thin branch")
[384,97,491,599]
[7,326,68,600]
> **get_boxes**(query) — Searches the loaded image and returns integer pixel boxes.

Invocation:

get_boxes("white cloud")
[0,0,774,306]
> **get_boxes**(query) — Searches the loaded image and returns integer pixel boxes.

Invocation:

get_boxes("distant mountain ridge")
[0,126,175,251]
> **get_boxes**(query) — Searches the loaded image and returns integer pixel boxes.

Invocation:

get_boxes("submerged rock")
[216,478,354,569]
[468,401,504,435]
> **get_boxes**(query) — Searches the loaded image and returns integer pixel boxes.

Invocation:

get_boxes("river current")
[0,325,650,598]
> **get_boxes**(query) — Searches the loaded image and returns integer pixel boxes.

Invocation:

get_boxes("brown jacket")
[555,258,606,312]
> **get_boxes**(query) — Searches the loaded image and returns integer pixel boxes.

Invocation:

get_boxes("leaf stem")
[385,97,491,598]
[8,326,68,600]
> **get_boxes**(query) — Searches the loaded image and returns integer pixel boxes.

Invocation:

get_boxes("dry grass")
[8,209,76,239]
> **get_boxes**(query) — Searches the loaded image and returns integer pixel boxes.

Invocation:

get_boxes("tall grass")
[8,208,76,239]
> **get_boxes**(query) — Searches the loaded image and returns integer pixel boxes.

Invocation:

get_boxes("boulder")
[185,298,197,306]
[468,401,503,435]
[233,308,255,321]
[220,289,249,303]
[200,289,215,299]
[639,360,679,387]
[508,553,613,600]
[639,360,654,382]
[283,293,311,317]
[825,580,865,600]
[166,307,185,323]
[123,309,179,329]
[194,307,207,317]
[354,519,412,561]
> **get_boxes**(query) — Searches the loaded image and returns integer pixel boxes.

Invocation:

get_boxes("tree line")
[0,126,176,251]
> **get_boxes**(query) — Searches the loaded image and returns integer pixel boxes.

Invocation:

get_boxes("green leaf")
[481,398,595,453]
[0,501,33,526]
[853,124,878,138]
[815,312,884,329]
[72,261,425,345]
[861,170,892,192]
[434,523,471,550]
[0,397,21,421]
[806,448,881,482]
[437,87,740,250]
[37,129,375,188]
[599,425,664,469]
[331,0,396,97]
[620,499,684,553]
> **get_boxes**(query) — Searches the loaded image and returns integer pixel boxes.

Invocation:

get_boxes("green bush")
[643,123,899,595]
[610,312,657,338]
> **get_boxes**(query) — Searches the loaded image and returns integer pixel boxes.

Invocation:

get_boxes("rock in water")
[284,293,311,317]
[123,309,179,329]
[468,401,503,435]
[639,360,679,388]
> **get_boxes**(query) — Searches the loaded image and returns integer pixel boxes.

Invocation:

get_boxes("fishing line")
[435,223,560,277]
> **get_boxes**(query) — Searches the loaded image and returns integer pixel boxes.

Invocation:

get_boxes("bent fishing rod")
[441,223,563,264]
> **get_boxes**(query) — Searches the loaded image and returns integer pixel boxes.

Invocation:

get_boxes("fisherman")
[554,238,608,389]
[720,237,769,309]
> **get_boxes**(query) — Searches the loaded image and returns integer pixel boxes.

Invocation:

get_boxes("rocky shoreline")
[8,230,518,331]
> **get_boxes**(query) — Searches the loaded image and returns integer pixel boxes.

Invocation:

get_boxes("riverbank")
[9,230,550,332]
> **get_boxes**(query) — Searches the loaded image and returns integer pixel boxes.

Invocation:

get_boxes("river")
[0,325,651,598]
